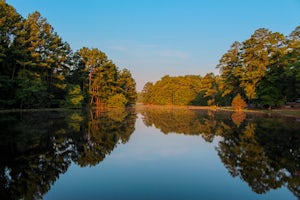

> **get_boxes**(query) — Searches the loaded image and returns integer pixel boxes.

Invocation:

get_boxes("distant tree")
[141,75,202,105]
[200,73,219,106]
[232,93,246,111]
[141,82,154,104]
[141,74,224,106]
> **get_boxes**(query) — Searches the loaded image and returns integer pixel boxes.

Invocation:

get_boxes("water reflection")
[0,107,299,199]
[140,107,222,143]
[140,106,300,199]
[0,108,136,200]
[231,111,246,127]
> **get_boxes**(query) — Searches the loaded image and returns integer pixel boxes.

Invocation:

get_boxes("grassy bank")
[139,104,300,118]
[2,105,300,118]
[188,105,300,118]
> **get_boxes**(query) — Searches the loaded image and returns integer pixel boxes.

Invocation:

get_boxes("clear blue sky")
[6,0,300,91]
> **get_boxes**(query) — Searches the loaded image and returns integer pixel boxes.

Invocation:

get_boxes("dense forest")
[0,1,137,109]
[2,1,299,109]
[141,26,300,108]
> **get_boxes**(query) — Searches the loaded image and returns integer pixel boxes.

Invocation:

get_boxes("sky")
[6,0,300,91]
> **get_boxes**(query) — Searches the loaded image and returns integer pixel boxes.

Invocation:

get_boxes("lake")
[0,107,299,200]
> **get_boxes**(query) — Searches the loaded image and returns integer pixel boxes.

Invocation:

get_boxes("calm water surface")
[0,107,299,200]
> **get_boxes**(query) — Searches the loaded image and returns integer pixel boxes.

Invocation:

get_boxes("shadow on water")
[140,106,300,199]
[0,108,136,200]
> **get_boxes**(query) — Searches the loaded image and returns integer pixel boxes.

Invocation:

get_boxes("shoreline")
[138,104,300,118]
[1,104,300,118]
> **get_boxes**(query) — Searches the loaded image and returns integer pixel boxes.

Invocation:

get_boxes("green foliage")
[141,75,196,105]
[0,75,15,107]
[190,91,209,106]
[141,74,224,106]
[0,2,136,109]
[118,68,137,105]
[141,82,154,104]
[217,41,243,97]
[15,70,47,108]
[76,47,136,108]
[65,84,84,108]
[217,26,300,107]
[1,1,298,109]
[240,29,286,100]
[107,93,128,108]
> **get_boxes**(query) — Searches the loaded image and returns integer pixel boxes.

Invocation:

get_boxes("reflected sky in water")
[0,108,298,199]
[44,112,296,200]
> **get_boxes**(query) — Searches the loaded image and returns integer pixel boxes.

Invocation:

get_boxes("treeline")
[141,27,300,107]
[141,74,223,106]
[0,1,136,109]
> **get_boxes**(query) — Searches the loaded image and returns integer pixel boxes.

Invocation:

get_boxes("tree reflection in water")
[140,106,300,199]
[0,108,136,200]
[0,107,299,199]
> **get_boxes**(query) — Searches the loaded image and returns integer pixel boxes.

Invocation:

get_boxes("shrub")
[232,93,246,111]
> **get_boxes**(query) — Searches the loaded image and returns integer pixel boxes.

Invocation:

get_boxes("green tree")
[200,73,219,105]
[15,69,47,108]
[240,28,286,101]
[0,2,137,109]
[78,47,112,106]
[0,0,22,73]
[18,11,73,106]
[67,51,89,104]
[117,68,137,106]
[141,75,205,106]
[217,41,243,98]
[0,1,23,107]
[217,28,291,107]
[141,82,154,104]
[65,84,84,108]
[0,9,74,108]
[256,26,300,105]
[285,26,300,101]
[77,47,135,107]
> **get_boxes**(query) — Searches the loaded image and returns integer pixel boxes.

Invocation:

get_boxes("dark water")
[0,107,299,200]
